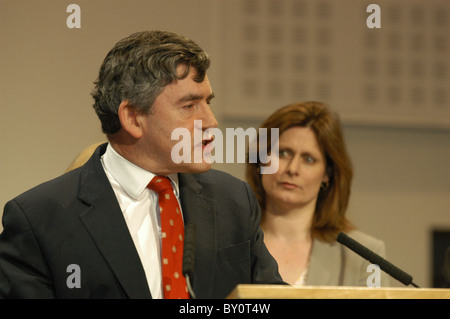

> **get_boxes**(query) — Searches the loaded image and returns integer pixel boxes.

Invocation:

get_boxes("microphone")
[183,222,196,298]
[336,232,419,288]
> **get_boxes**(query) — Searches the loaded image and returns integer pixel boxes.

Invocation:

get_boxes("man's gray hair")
[92,30,210,134]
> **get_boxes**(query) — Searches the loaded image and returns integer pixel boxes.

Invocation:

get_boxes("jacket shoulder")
[346,230,387,257]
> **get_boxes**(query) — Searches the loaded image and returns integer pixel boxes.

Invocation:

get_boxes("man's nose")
[201,104,218,129]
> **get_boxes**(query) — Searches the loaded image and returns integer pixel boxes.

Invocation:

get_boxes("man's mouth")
[202,136,215,147]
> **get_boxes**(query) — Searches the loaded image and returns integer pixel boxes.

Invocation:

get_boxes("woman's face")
[261,126,329,211]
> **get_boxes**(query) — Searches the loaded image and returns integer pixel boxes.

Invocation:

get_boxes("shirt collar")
[102,143,180,200]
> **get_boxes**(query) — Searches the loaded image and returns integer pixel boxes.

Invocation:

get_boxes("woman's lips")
[280,182,298,189]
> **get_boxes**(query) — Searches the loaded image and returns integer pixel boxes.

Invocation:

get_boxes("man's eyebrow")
[177,92,215,103]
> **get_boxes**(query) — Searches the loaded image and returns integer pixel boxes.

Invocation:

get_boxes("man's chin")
[177,162,212,174]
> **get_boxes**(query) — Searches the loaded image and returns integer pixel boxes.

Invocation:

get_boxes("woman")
[246,101,389,287]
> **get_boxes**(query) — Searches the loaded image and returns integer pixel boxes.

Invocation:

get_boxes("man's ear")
[118,100,143,139]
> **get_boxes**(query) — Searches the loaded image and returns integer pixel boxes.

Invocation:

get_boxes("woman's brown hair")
[246,101,354,243]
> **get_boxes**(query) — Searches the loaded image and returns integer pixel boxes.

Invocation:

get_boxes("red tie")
[147,176,189,299]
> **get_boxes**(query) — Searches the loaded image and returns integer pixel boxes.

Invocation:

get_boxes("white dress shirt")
[100,143,181,299]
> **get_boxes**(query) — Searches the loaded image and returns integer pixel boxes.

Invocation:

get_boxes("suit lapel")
[306,238,342,286]
[178,173,217,298]
[77,144,151,298]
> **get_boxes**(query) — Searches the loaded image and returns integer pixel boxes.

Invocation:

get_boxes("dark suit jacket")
[0,143,283,298]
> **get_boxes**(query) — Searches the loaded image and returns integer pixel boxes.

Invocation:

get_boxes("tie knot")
[147,176,173,195]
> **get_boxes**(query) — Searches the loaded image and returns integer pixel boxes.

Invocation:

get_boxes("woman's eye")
[304,156,316,164]
[279,150,289,157]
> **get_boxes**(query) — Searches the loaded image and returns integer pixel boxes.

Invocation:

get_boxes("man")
[0,30,283,298]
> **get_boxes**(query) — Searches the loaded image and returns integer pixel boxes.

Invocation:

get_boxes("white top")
[100,143,180,299]
[293,267,309,287]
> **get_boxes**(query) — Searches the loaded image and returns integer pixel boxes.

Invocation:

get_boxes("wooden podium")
[227,284,450,299]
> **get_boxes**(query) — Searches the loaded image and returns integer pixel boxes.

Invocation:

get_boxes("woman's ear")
[118,100,143,139]
[323,165,332,184]
[322,173,329,184]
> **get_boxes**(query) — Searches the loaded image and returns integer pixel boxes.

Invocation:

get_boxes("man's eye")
[184,104,194,109]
